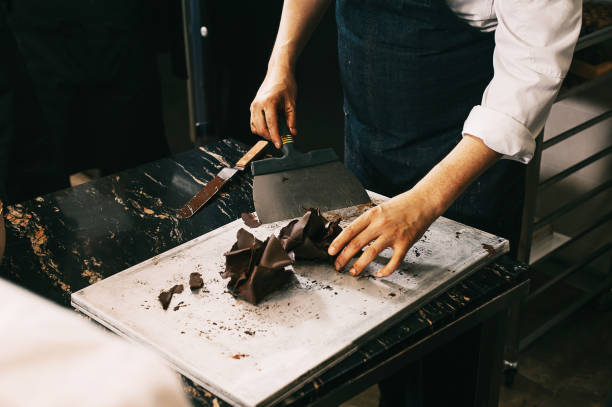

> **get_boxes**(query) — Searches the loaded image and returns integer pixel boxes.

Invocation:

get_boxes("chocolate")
[189,272,204,290]
[482,243,496,258]
[221,209,344,305]
[278,208,342,261]
[222,229,293,304]
[241,212,262,228]
[158,284,184,310]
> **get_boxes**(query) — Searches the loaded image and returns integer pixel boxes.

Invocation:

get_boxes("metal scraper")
[251,123,370,223]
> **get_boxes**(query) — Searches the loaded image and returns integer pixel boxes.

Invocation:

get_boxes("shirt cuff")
[462,105,536,164]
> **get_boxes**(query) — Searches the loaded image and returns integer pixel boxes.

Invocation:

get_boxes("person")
[0,278,191,407]
[250,0,581,405]
[250,0,581,275]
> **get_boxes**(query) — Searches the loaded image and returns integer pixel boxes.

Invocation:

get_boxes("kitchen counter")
[0,138,529,406]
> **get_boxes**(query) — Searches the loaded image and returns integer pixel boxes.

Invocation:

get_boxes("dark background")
[174,1,345,159]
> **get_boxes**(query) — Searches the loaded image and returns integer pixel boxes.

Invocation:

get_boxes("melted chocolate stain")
[482,243,496,258]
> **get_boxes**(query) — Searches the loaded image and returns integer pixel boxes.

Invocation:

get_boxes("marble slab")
[71,192,508,407]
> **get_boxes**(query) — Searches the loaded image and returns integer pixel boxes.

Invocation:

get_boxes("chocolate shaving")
[278,208,342,261]
[241,212,262,228]
[222,229,293,304]
[189,272,204,290]
[158,284,184,310]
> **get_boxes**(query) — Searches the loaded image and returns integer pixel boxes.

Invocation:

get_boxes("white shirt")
[0,279,192,407]
[447,0,582,163]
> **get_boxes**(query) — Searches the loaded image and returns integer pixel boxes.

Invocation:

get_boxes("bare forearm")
[411,134,501,217]
[268,0,332,72]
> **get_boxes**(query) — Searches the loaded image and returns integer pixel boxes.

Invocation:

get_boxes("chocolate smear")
[278,208,342,261]
[222,229,293,304]
[241,212,262,228]
[482,243,496,258]
[189,272,204,290]
[158,284,184,310]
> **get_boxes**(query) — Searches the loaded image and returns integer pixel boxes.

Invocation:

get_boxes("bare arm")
[329,135,501,277]
[250,0,332,148]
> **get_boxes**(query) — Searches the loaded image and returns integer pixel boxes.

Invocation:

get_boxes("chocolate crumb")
[173,301,188,311]
[389,292,396,297]
[482,243,496,258]
[158,284,184,310]
[189,272,204,290]
[241,212,262,228]
[231,354,248,359]
[244,330,255,336]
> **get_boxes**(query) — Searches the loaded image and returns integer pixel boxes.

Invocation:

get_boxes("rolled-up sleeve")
[463,0,582,163]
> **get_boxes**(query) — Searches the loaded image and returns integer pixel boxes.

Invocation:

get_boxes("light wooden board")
[71,192,508,407]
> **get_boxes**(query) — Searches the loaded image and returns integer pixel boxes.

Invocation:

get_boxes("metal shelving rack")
[504,18,612,385]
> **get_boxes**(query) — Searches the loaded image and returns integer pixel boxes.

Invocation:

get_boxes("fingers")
[284,100,297,135]
[250,104,269,141]
[375,243,409,277]
[264,106,281,148]
[333,227,378,271]
[349,237,389,276]
[328,212,370,257]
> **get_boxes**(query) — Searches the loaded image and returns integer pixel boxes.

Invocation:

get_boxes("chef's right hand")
[250,67,297,149]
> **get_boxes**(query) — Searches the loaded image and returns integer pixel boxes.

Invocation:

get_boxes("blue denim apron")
[337,0,526,254]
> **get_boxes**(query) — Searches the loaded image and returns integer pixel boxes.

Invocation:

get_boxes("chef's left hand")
[328,189,440,278]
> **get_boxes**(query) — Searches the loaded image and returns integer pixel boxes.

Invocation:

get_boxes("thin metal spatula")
[251,123,370,224]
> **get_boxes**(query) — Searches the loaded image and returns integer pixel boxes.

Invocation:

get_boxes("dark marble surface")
[1,139,254,305]
[0,138,528,407]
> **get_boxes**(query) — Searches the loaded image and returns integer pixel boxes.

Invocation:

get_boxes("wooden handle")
[235,140,269,169]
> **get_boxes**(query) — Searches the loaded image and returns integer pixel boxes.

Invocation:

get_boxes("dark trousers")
[336,1,526,405]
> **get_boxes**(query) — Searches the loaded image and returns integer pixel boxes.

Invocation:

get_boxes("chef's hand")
[328,190,439,277]
[250,66,297,149]
[327,134,501,278]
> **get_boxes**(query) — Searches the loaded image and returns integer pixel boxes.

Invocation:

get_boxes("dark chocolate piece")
[158,284,184,310]
[278,208,342,261]
[189,272,204,290]
[222,229,293,304]
[241,212,262,228]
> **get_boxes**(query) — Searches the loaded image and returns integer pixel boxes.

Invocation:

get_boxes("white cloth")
[447,0,582,163]
[0,279,192,407]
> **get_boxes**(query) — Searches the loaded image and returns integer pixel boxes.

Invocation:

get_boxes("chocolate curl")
[222,229,293,304]
[278,208,342,261]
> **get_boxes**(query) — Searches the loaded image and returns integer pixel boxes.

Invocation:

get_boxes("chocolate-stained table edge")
[0,138,530,407]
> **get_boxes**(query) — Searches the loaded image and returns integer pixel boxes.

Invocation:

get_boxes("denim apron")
[336,0,526,255]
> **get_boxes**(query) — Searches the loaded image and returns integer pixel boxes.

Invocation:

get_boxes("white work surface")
[71,192,508,407]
